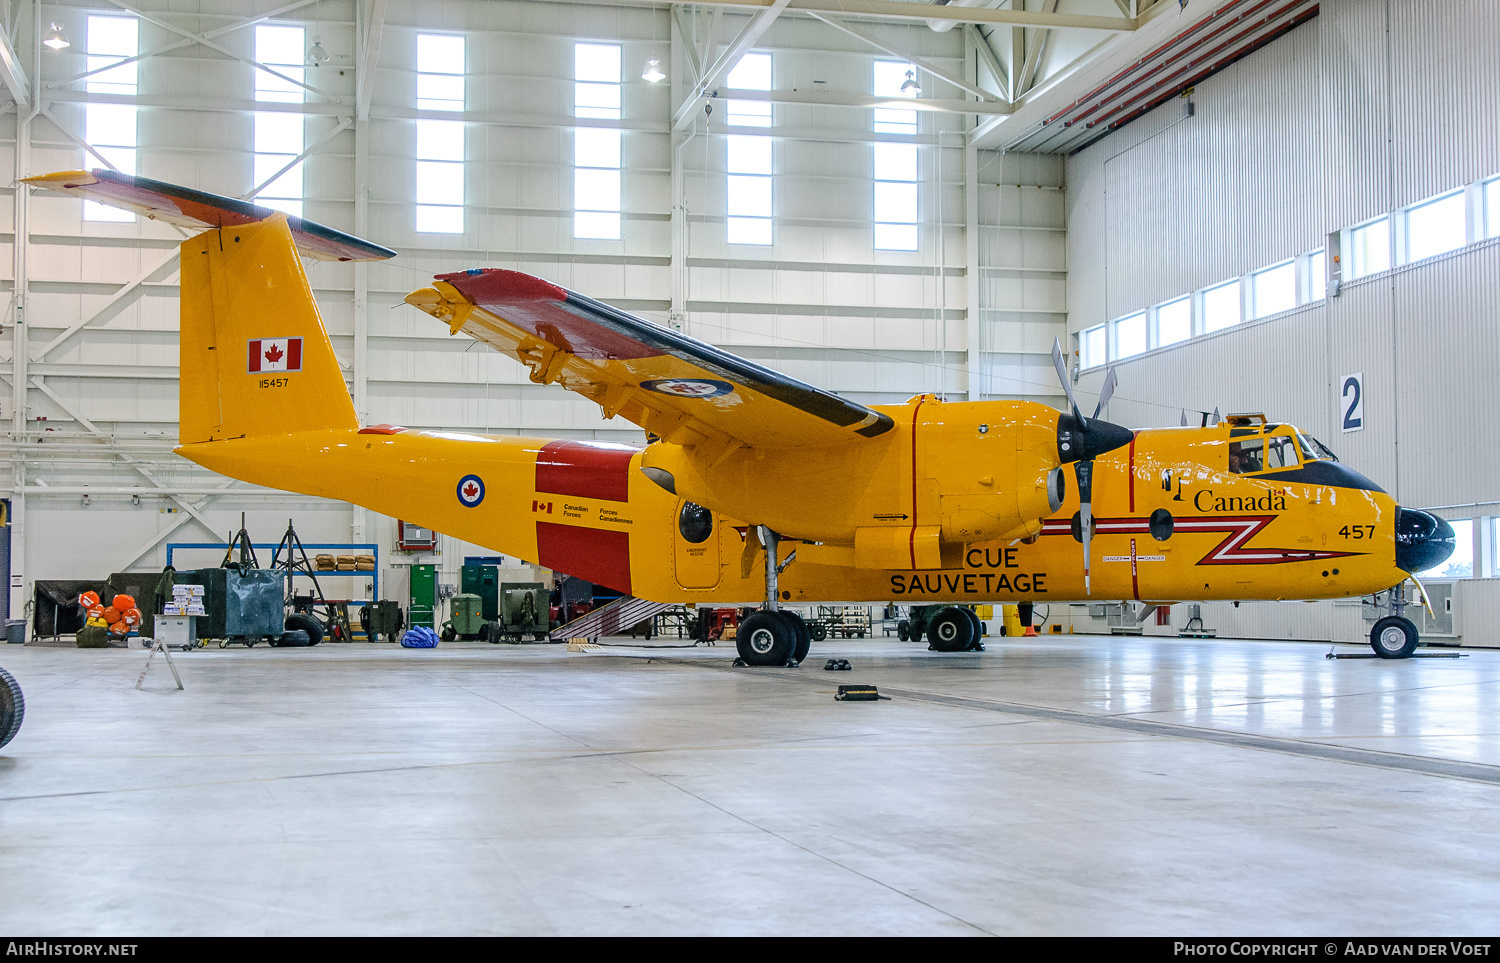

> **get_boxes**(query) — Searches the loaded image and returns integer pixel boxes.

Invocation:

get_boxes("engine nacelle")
[640,397,1065,568]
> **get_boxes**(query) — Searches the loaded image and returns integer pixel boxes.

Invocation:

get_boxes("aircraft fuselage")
[180,397,1409,606]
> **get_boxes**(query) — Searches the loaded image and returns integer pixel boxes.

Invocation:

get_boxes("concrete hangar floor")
[2,634,1498,936]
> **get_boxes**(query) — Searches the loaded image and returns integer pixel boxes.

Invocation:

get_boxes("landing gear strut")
[735,527,807,667]
[1370,583,1420,659]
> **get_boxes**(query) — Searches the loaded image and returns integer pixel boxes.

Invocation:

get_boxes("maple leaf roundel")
[456,474,486,508]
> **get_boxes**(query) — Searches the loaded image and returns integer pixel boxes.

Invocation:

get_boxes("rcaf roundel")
[248,337,303,373]
[456,474,485,507]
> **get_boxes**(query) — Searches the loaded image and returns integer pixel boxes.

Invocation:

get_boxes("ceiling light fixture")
[307,40,329,66]
[43,22,69,50]
[642,58,665,83]
[900,68,921,95]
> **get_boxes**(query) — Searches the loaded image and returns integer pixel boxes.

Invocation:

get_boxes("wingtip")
[435,268,569,305]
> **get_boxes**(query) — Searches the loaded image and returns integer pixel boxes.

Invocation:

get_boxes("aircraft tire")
[1370,616,1419,659]
[278,629,312,648]
[779,611,811,664]
[958,607,985,651]
[0,666,23,749]
[737,611,795,666]
[285,613,324,647]
[927,607,976,652]
[896,619,909,642]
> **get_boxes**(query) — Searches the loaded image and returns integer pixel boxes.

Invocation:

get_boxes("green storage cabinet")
[449,593,485,638]
[460,565,500,621]
[409,564,436,628]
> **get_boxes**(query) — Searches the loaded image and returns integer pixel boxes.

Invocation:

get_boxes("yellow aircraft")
[23,171,1456,664]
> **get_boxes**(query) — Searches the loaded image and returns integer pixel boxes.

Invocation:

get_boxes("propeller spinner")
[1050,339,1134,594]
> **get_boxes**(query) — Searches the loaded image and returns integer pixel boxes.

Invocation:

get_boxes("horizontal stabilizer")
[22,170,396,262]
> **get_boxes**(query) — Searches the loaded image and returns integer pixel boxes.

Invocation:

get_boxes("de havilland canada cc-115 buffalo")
[22,170,1457,664]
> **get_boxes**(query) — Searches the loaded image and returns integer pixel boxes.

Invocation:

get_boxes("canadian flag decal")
[248,337,304,373]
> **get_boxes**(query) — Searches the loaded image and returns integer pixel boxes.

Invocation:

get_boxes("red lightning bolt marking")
[1040,515,1363,566]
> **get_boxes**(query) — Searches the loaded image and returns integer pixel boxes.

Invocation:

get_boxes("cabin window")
[1228,433,1299,474]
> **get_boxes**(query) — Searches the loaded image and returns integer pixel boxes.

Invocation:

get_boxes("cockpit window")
[1229,433,1301,474]
[1298,432,1338,462]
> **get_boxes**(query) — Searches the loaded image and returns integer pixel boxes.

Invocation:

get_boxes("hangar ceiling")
[525,0,1312,154]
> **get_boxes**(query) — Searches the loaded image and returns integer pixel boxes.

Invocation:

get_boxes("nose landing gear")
[1370,582,1421,659]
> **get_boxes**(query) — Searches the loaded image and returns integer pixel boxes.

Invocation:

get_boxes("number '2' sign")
[1341,372,1364,433]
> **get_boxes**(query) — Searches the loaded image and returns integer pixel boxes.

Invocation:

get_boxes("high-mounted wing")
[406,268,894,451]
[21,170,396,262]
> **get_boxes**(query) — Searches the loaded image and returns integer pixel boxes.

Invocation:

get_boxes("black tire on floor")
[958,607,985,651]
[1370,615,1419,659]
[278,629,312,648]
[0,666,24,749]
[284,613,324,647]
[779,611,811,664]
[809,622,827,642]
[896,619,910,642]
[927,606,977,652]
[441,625,457,642]
[737,611,795,666]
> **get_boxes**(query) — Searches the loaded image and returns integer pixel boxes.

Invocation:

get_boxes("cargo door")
[673,500,721,589]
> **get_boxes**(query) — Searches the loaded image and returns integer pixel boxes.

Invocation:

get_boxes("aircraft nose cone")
[1056,414,1134,465]
[1395,509,1456,574]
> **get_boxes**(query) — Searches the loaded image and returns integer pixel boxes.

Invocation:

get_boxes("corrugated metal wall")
[1065,0,1500,644]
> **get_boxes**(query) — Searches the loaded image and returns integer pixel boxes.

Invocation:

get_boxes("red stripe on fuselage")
[535,440,636,502]
[535,521,632,595]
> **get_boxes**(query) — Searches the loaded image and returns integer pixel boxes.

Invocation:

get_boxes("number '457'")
[1339,525,1375,539]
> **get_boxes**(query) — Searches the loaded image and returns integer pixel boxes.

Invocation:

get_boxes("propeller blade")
[1050,338,1086,430]
[1092,367,1119,421]
[1180,408,1189,427]
[1212,407,1221,427]
[1074,460,1095,595]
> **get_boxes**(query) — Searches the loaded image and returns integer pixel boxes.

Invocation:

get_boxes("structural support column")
[668,11,687,333]
[8,3,37,623]
[963,27,983,404]
[349,0,383,546]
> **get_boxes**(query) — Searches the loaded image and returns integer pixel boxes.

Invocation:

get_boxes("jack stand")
[135,639,184,691]
[219,512,260,573]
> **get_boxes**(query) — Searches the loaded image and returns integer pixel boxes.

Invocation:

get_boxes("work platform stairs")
[550,596,673,641]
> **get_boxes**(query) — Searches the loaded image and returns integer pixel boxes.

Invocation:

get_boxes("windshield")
[1295,431,1338,462]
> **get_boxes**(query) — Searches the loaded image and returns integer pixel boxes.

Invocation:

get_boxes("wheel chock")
[823,659,851,671]
[835,683,884,701]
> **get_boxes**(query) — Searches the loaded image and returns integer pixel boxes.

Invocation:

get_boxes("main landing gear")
[735,527,812,668]
[897,605,986,652]
[1370,582,1420,659]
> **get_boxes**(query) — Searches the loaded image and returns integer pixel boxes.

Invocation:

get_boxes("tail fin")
[22,171,395,444]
